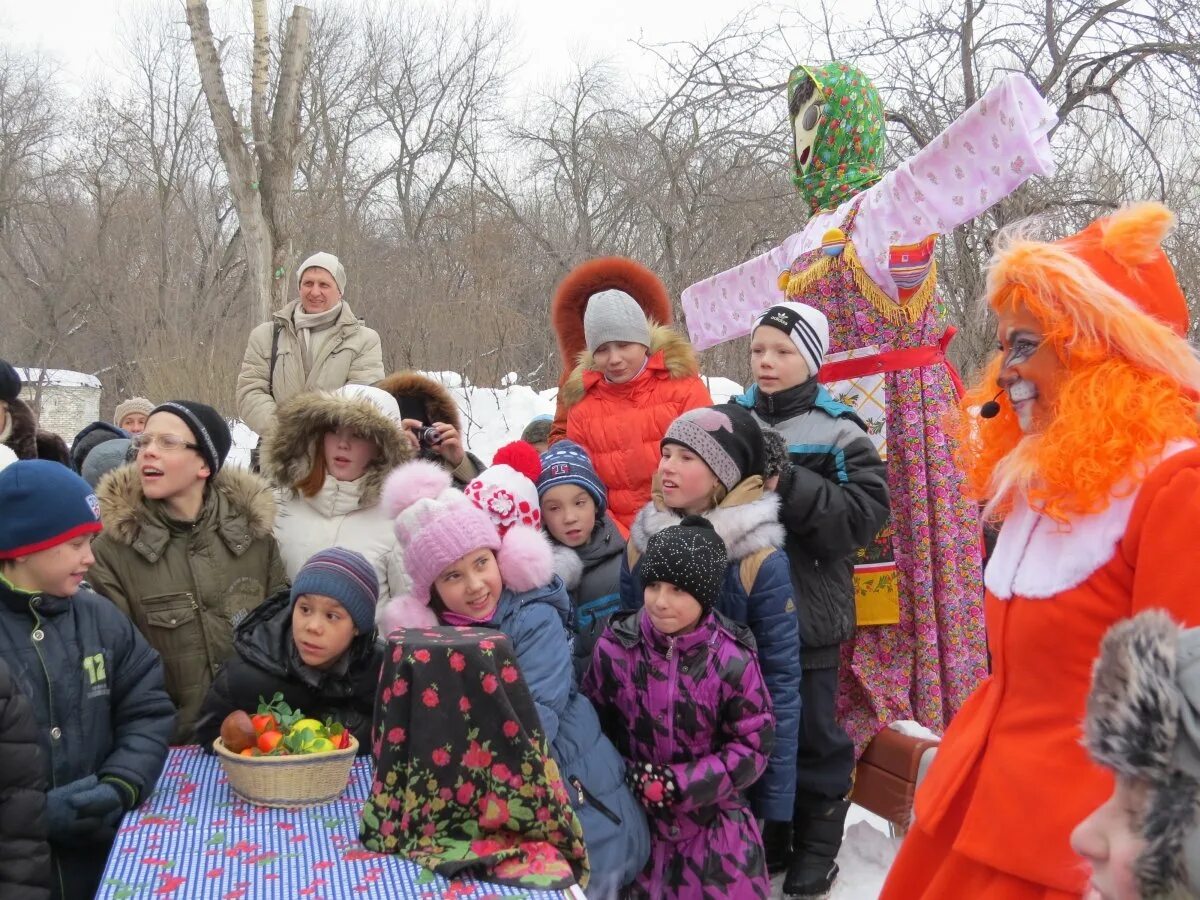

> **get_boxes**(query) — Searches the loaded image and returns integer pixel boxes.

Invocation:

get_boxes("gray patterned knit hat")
[661,403,765,492]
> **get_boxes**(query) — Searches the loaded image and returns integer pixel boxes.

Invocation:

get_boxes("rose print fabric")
[360,627,588,891]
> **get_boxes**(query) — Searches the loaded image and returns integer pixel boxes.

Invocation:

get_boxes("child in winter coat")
[259,384,413,623]
[737,303,890,895]
[550,257,712,534]
[195,548,384,755]
[0,461,175,900]
[538,440,625,680]
[621,403,801,831]
[381,457,651,898]
[585,516,775,898]
[1073,609,1200,899]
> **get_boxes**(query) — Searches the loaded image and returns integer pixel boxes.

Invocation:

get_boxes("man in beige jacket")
[236,252,385,437]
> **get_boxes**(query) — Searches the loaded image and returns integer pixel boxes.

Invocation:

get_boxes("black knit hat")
[640,515,728,610]
[0,359,20,404]
[150,401,232,476]
[661,403,765,491]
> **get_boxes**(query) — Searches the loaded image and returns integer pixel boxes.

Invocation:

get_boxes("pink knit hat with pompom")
[380,458,554,635]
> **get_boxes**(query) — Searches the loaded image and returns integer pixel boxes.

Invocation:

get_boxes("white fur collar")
[986,441,1194,599]
[630,493,784,562]
[551,543,585,590]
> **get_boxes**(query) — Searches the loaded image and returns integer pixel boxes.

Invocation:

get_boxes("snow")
[769,806,901,899]
[15,366,102,389]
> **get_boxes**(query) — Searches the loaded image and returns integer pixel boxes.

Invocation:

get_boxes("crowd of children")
[4,197,1199,900]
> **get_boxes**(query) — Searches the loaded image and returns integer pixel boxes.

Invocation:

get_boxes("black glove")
[46,775,106,844]
[625,761,680,811]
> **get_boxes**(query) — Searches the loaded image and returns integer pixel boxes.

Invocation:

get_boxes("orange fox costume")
[880,202,1200,898]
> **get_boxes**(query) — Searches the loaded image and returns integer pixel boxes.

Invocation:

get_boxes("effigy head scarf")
[789,61,886,216]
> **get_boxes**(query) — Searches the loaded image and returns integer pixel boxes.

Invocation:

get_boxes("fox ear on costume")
[1100,202,1175,272]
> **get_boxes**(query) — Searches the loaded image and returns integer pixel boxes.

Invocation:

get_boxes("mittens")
[626,761,680,810]
[46,775,100,843]
[70,781,124,819]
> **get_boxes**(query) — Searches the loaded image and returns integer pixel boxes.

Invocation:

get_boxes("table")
[97,746,580,899]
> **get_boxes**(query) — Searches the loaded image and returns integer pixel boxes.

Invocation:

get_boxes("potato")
[220,710,257,753]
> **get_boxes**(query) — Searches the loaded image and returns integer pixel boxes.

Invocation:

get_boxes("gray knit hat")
[114,397,153,428]
[1083,609,1200,896]
[81,438,133,488]
[296,251,347,294]
[583,289,652,352]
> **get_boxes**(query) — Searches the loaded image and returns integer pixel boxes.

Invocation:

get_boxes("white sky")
[1,0,789,95]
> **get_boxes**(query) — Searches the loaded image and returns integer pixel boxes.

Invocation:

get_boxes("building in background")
[16,368,102,443]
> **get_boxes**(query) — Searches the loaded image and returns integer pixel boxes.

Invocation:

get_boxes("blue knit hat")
[0,460,103,559]
[537,441,607,515]
[290,547,378,633]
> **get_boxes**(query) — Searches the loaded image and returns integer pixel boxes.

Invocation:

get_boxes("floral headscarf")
[788,61,886,216]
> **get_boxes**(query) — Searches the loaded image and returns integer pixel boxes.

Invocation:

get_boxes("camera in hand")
[417,426,443,450]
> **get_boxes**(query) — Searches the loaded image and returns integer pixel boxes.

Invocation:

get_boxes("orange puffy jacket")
[560,325,712,534]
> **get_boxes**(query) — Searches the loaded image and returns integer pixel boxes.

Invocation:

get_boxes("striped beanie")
[537,440,607,515]
[752,302,830,378]
[290,547,378,632]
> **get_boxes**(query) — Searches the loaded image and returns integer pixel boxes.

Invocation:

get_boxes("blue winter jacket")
[491,577,650,897]
[621,480,801,823]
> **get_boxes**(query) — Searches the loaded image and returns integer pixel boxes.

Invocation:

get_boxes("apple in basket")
[218,692,353,757]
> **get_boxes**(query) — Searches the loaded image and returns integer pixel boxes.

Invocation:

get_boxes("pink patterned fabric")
[679,73,1058,754]
[681,74,1056,350]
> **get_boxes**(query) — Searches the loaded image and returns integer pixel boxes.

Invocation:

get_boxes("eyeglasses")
[131,433,200,453]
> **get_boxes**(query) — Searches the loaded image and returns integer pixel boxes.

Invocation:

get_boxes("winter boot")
[760,820,793,875]
[782,789,851,899]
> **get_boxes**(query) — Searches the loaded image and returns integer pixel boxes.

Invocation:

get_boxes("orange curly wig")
[958,203,1200,522]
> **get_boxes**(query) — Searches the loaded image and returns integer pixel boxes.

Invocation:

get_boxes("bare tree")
[185,0,312,321]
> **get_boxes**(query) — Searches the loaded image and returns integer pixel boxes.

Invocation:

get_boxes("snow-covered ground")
[227,372,903,896]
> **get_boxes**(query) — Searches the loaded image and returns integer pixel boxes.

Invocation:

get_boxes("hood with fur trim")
[559,324,701,411]
[95,463,277,555]
[375,371,463,432]
[258,390,411,507]
[1084,609,1200,897]
[551,256,674,372]
[630,475,783,563]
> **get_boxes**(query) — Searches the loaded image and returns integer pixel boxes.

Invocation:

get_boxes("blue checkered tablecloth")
[97,746,575,899]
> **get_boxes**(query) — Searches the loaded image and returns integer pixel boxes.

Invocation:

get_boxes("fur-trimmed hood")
[551,256,674,372]
[375,371,463,432]
[258,390,411,507]
[559,324,701,410]
[630,476,783,562]
[96,463,277,558]
[1083,609,1200,897]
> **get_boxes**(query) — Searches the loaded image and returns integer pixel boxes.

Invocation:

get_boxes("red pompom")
[492,441,543,482]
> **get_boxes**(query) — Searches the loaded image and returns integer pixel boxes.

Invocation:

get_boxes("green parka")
[88,465,289,743]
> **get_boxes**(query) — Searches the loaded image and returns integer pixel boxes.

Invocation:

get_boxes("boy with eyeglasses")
[0,460,174,899]
[89,401,288,743]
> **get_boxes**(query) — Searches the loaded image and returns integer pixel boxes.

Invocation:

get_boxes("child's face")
[435,548,503,620]
[119,412,147,434]
[541,485,597,548]
[644,581,703,635]
[138,412,210,497]
[292,592,358,669]
[4,535,95,596]
[1070,776,1149,900]
[323,426,377,483]
[593,341,649,384]
[751,326,810,394]
[659,443,720,515]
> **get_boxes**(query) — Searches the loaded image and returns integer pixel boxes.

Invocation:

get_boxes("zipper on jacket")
[665,635,675,659]
[568,776,621,824]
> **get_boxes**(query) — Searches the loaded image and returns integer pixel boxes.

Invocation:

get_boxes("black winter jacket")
[0,576,174,900]
[549,514,626,681]
[194,591,382,754]
[737,380,891,668]
[0,656,50,900]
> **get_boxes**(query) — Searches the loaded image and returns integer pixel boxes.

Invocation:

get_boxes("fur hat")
[761,428,790,482]
[113,398,153,429]
[1083,609,1200,896]
[662,403,765,492]
[639,514,728,610]
[752,302,830,378]
[0,359,19,404]
[583,289,652,352]
[381,460,553,633]
[464,442,544,535]
[296,251,347,294]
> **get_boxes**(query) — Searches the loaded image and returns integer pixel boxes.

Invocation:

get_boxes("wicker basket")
[213,735,359,808]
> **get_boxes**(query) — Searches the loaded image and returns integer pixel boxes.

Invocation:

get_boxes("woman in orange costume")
[879,201,1200,899]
